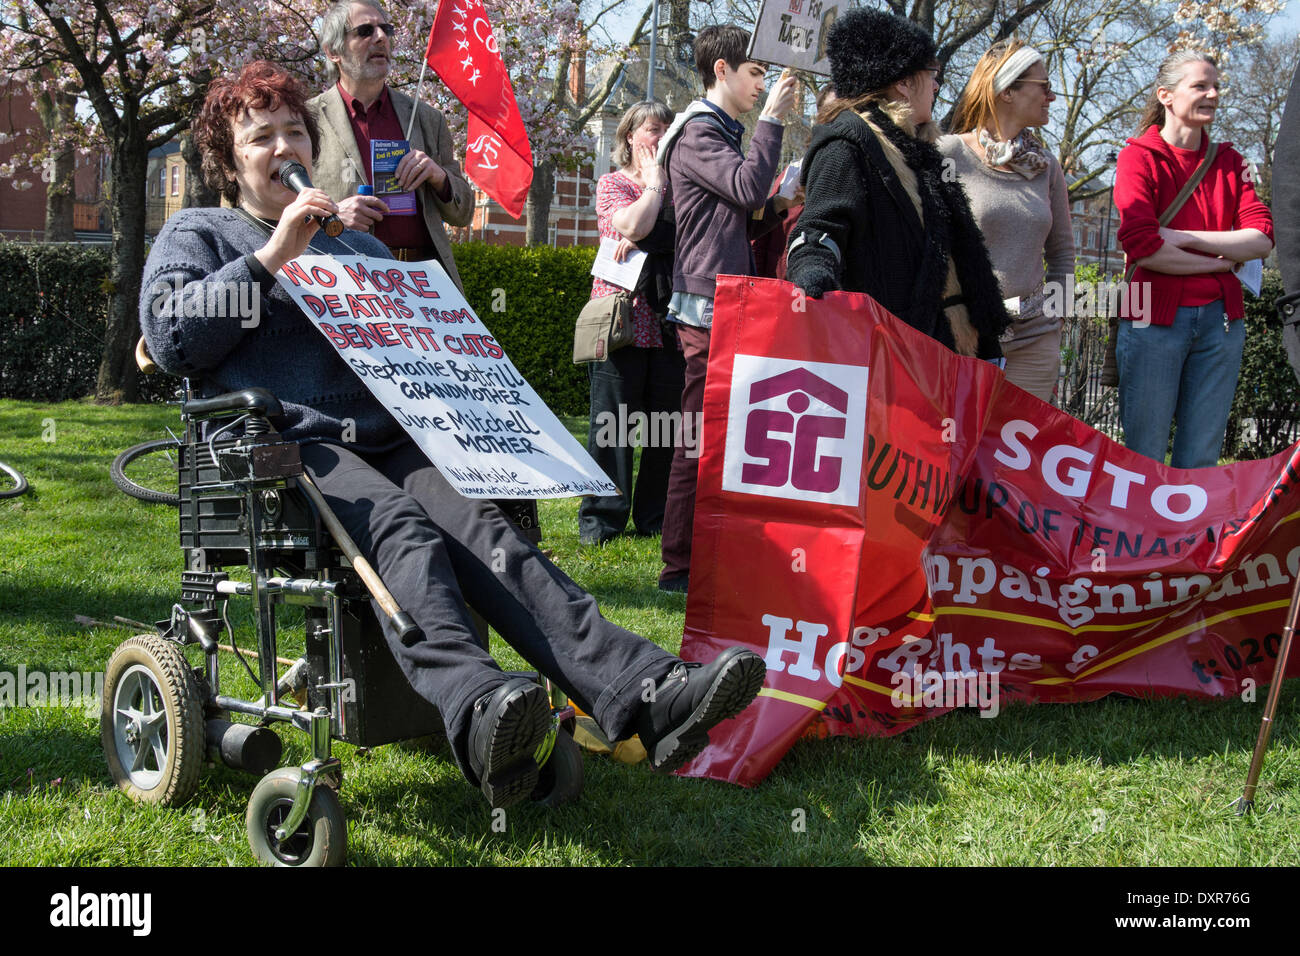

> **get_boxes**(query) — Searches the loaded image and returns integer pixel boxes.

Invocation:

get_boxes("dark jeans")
[579,342,685,543]
[660,325,711,583]
[299,441,677,780]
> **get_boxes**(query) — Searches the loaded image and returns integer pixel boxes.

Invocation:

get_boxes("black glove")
[786,228,838,300]
[791,264,836,300]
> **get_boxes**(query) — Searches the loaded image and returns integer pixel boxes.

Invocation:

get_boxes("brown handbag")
[573,291,635,363]
[1100,139,1219,387]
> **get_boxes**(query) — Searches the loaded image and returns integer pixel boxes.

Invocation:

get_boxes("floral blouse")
[591,170,664,349]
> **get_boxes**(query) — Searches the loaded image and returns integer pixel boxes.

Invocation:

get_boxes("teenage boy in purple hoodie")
[655,24,798,593]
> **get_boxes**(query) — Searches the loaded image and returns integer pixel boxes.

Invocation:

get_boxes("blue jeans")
[1117,300,1244,469]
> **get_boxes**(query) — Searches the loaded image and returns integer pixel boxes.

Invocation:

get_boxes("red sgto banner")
[679,275,1300,786]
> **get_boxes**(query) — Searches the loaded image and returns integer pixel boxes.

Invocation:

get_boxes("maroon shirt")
[751,202,803,281]
[338,82,446,251]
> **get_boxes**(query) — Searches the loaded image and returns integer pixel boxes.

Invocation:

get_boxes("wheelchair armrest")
[184,388,284,422]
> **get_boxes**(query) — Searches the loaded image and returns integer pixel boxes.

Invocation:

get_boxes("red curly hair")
[193,60,321,205]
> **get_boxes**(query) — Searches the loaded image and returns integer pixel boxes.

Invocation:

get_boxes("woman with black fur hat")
[787,7,1009,358]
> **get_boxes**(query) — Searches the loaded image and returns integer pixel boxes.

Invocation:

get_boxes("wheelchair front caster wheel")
[101,634,205,806]
[246,768,347,867]
[531,729,583,808]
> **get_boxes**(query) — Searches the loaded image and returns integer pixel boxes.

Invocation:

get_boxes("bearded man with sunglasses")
[308,0,474,288]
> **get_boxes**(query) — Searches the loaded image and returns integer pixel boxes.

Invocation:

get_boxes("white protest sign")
[275,254,617,500]
[748,0,838,76]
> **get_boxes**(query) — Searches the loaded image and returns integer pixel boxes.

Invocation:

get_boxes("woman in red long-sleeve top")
[1114,51,1273,469]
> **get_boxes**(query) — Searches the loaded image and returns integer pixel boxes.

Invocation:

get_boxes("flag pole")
[405,56,430,142]
[405,3,437,142]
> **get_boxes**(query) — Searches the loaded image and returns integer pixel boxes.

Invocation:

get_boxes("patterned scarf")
[977,128,1049,180]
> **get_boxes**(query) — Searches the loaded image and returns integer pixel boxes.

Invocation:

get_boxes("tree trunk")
[525,160,555,247]
[182,132,219,208]
[44,140,77,241]
[34,91,77,241]
[95,137,148,404]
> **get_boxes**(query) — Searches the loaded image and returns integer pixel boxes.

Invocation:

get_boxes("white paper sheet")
[590,237,647,291]
[1238,258,1263,298]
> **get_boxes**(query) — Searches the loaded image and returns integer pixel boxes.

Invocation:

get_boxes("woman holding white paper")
[1114,51,1274,467]
[579,101,685,546]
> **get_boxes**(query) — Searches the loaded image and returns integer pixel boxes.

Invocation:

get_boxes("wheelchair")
[102,380,583,866]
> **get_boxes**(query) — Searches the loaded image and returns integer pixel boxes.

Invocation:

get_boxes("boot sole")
[478,683,550,809]
[648,650,766,773]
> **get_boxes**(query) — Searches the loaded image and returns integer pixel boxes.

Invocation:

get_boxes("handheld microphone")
[278,161,344,237]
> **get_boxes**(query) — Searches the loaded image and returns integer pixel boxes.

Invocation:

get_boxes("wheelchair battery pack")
[493,497,541,545]
[180,438,331,565]
[305,602,446,749]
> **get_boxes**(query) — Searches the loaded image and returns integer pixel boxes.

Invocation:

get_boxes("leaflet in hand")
[591,237,647,291]
[371,139,417,216]
[775,160,802,200]
[1238,258,1263,298]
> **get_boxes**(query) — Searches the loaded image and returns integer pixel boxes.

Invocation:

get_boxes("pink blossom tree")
[1,0,651,398]
[0,0,316,401]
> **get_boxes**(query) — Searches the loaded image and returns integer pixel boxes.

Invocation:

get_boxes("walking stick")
[297,472,420,642]
[1236,567,1300,814]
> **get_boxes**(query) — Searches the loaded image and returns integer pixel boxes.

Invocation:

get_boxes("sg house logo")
[722,355,867,506]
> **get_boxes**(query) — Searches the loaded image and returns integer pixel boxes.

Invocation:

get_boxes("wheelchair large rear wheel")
[0,460,28,499]
[101,634,205,805]
[111,439,181,506]
[246,768,347,867]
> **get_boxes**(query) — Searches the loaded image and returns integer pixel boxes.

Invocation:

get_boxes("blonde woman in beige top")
[940,39,1075,403]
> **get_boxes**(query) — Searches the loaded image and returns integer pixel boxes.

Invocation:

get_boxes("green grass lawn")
[1,398,1297,866]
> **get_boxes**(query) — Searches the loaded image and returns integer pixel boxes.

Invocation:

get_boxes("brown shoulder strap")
[1124,138,1218,282]
[1159,138,1218,227]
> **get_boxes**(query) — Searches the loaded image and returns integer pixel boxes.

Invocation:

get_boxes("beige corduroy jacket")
[307,84,475,290]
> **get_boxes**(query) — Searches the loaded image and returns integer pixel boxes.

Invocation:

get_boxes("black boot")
[467,678,549,808]
[635,647,766,771]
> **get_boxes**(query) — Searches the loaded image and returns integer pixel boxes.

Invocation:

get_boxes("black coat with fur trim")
[787,108,1009,359]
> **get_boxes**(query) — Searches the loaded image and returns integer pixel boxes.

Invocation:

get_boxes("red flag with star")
[425,0,533,218]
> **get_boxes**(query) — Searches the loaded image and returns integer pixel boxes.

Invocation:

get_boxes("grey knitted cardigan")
[139,207,405,451]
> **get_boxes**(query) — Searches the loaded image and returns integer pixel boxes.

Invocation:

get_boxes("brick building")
[145,141,187,235]
[1069,186,1122,275]
[0,90,110,242]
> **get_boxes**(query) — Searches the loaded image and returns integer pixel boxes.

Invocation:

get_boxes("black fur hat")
[827,8,937,98]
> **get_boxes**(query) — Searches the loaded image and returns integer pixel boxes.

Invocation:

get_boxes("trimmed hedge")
[455,242,594,416]
[0,240,596,414]
[0,242,178,404]
[1226,268,1300,459]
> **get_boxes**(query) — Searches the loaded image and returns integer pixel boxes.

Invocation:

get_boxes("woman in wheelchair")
[139,60,765,809]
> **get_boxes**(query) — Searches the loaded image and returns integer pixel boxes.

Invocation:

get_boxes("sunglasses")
[1018,78,1055,95]
[348,22,395,38]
